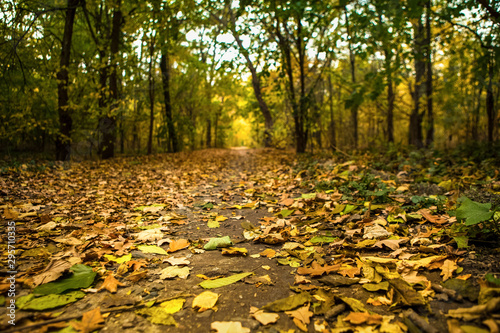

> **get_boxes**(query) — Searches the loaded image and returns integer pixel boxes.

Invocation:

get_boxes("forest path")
[0,148,498,333]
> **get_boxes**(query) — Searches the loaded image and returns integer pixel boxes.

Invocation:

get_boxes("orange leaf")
[71,307,105,333]
[343,312,383,325]
[168,239,190,253]
[99,274,125,293]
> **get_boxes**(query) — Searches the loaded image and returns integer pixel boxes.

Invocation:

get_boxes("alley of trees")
[1,0,499,160]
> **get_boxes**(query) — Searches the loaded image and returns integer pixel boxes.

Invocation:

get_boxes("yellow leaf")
[211,321,250,333]
[160,298,185,314]
[215,215,228,222]
[440,259,458,281]
[192,291,219,312]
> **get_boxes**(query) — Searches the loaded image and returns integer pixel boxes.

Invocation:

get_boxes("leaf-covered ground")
[1,148,499,333]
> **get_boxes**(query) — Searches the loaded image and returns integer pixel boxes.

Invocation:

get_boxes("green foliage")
[33,264,96,295]
[455,197,494,226]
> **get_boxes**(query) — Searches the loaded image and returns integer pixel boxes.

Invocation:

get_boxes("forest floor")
[0,148,499,333]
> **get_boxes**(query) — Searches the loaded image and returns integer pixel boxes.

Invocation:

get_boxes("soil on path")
[0,148,499,333]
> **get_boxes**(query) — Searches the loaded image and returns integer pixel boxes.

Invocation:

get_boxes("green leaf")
[485,273,500,286]
[199,272,253,289]
[362,281,390,291]
[104,253,132,263]
[137,245,168,255]
[202,202,214,210]
[301,193,316,200]
[17,291,85,310]
[33,264,96,295]
[309,235,338,244]
[455,197,494,226]
[277,209,294,217]
[343,204,357,214]
[203,236,233,250]
[262,292,312,312]
[454,236,469,249]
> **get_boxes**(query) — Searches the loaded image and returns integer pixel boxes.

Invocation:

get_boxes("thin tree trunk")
[160,50,178,153]
[100,0,121,159]
[345,9,358,148]
[425,0,434,147]
[55,0,79,161]
[385,49,395,143]
[328,76,336,150]
[147,32,155,155]
[486,53,495,143]
[227,10,274,147]
[409,16,425,148]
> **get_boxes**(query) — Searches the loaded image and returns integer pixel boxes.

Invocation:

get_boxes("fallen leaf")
[343,311,383,325]
[211,321,250,333]
[99,274,125,293]
[199,272,253,289]
[167,239,190,252]
[71,307,105,333]
[159,266,191,279]
[441,259,458,281]
[250,306,279,325]
[192,291,219,312]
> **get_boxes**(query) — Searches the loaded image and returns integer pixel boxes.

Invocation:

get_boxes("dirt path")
[1,149,499,333]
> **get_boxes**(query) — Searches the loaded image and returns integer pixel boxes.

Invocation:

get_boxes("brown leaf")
[32,259,73,287]
[418,209,449,225]
[71,307,105,333]
[99,274,125,293]
[297,261,340,277]
[125,270,147,282]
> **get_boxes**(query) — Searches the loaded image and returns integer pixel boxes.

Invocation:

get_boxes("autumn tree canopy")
[1,0,499,159]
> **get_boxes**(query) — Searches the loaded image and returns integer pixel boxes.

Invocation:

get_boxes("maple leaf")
[296,261,340,277]
[71,307,105,333]
[250,307,279,325]
[285,305,313,325]
[99,274,125,293]
[440,259,458,281]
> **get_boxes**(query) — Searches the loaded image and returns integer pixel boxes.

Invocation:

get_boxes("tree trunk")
[228,12,274,147]
[160,50,178,153]
[206,119,211,148]
[55,0,79,161]
[147,33,155,155]
[425,0,434,147]
[100,0,121,159]
[384,49,395,143]
[487,53,495,143]
[327,76,337,150]
[345,9,358,148]
[409,16,425,148]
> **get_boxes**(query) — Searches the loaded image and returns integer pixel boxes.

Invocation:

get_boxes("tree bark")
[147,32,155,155]
[486,53,495,143]
[425,0,434,148]
[345,9,358,148]
[227,9,274,147]
[409,16,425,148]
[55,0,79,161]
[327,76,336,150]
[160,50,178,153]
[100,0,121,159]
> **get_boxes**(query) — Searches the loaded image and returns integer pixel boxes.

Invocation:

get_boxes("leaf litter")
[0,148,499,332]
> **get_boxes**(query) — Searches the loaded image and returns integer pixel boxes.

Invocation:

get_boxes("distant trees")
[0,0,498,159]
